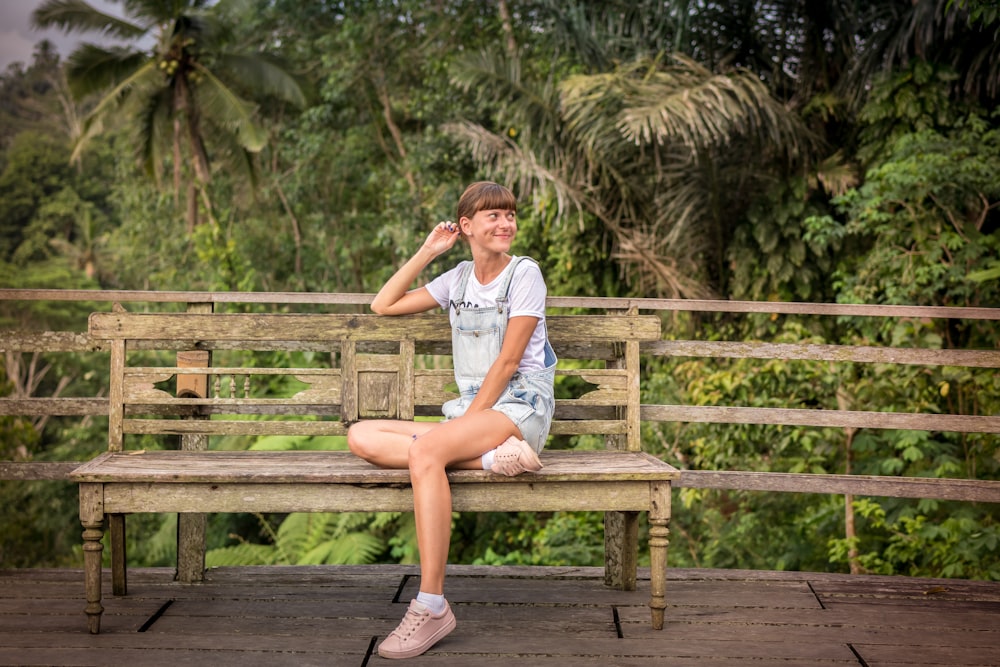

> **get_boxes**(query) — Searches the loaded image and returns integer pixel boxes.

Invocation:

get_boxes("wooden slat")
[548,419,628,435]
[125,366,342,376]
[0,397,107,416]
[98,481,658,514]
[123,397,343,407]
[677,470,1000,502]
[123,419,347,437]
[641,404,1000,433]
[647,339,1000,368]
[70,450,677,485]
[0,461,81,481]
[0,330,107,353]
[89,313,661,343]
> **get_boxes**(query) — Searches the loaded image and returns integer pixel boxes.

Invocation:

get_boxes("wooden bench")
[72,307,678,634]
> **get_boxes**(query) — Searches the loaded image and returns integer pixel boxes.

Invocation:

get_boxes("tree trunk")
[498,0,517,58]
[186,183,198,234]
[837,384,861,574]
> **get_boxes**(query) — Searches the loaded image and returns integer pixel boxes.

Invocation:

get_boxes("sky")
[0,0,129,72]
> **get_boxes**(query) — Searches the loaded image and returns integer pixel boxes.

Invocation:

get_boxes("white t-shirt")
[425,256,549,372]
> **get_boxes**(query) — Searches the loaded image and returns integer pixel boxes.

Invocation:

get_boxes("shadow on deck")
[1,565,999,666]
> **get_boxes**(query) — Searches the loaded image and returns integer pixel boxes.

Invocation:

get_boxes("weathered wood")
[3,565,999,666]
[647,339,1000,367]
[0,397,107,416]
[0,461,81,481]
[108,337,124,452]
[677,469,1000,502]
[176,301,212,586]
[79,483,104,634]
[89,312,662,343]
[123,419,348,436]
[0,329,107,352]
[642,404,1000,433]
[71,450,678,485]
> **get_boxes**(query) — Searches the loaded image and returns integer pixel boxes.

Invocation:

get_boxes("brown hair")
[456,181,517,221]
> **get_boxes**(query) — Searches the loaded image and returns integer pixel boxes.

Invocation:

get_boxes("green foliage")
[818,114,1000,309]
[207,512,387,566]
[3,1,999,579]
[729,178,837,301]
[829,499,1000,580]
[855,60,968,167]
[470,512,607,567]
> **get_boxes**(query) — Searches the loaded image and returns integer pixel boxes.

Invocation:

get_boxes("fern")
[206,511,388,566]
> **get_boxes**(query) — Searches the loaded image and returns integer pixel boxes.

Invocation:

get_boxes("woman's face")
[460,208,517,252]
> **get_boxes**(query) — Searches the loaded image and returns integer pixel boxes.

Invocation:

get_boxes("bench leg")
[648,481,672,630]
[109,514,127,596]
[79,484,105,634]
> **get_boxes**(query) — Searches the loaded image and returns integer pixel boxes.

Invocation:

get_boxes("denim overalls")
[440,257,557,452]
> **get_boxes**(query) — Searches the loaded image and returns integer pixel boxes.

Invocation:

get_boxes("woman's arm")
[464,315,538,413]
[371,222,459,315]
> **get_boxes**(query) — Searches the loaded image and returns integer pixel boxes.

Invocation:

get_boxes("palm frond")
[65,43,149,99]
[134,87,172,183]
[216,53,309,108]
[191,62,267,152]
[812,151,859,197]
[444,120,587,224]
[592,55,817,162]
[124,0,213,26]
[450,50,560,144]
[32,0,147,39]
[70,58,160,162]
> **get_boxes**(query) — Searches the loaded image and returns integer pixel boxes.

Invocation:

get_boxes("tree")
[449,47,822,298]
[32,0,309,229]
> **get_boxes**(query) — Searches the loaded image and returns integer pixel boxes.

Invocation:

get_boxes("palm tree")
[449,47,821,299]
[32,0,308,229]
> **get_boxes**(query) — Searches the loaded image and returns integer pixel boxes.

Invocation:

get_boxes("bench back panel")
[90,311,661,452]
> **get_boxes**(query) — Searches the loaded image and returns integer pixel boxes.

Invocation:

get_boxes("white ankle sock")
[416,591,446,615]
[481,449,496,470]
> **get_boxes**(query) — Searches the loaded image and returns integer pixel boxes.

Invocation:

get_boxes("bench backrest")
[89,310,662,454]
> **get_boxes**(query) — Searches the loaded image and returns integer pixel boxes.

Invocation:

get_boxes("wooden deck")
[1,566,998,666]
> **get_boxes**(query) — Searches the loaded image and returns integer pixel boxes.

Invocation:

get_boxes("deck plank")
[1,566,999,666]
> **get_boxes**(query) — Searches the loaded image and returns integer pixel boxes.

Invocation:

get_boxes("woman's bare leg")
[347,419,434,468]
[348,417,508,471]
[407,410,519,594]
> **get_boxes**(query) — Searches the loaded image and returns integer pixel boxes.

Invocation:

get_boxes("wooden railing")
[3,288,999,507]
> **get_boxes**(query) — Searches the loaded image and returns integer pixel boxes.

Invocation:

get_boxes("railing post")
[176,302,212,583]
[605,305,641,590]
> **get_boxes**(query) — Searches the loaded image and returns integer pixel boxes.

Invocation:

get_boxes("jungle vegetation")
[1,0,997,579]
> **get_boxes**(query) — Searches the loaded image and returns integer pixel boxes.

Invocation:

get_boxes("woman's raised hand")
[421,221,461,257]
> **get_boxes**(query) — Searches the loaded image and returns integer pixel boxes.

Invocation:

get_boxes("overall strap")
[496,256,536,344]
[453,261,476,312]
[495,256,534,314]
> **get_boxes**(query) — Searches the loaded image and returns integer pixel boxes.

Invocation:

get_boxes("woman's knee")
[407,439,445,478]
[346,421,371,458]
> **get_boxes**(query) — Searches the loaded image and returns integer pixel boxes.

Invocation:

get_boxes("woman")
[347,181,557,659]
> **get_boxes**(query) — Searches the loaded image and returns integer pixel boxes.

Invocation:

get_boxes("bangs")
[458,182,518,219]
[475,184,517,212]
